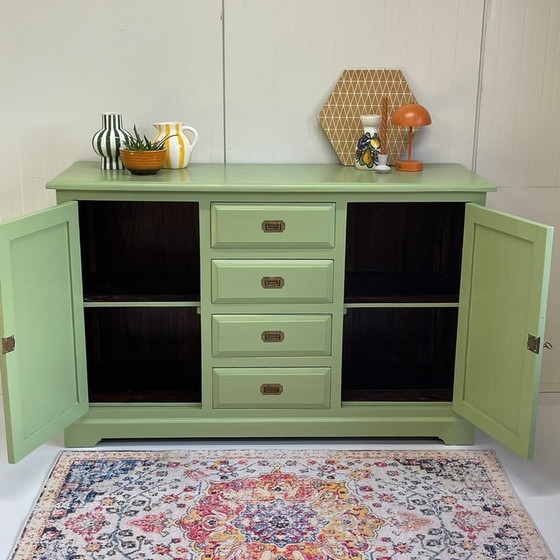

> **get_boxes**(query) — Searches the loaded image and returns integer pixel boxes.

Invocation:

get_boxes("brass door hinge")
[527,334,540,354]
[1,335,15,355]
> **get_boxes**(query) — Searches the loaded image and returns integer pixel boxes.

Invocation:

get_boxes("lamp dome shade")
[391,103,432,127]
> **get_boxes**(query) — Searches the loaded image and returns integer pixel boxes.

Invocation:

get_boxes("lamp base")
[395,159,424,172]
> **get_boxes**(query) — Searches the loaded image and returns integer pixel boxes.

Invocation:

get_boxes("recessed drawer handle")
[261,330,285,343]
[261,219,285,233]
[261,276,285,289]
[260,383,284,395]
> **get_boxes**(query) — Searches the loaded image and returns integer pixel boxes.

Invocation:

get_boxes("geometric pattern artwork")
[10,449,555,560]
[319,69,417,165]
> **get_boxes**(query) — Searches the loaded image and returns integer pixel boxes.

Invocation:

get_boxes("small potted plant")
[119,125,175,175]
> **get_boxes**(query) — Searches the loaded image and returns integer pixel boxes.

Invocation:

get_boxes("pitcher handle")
[181,126,199,148]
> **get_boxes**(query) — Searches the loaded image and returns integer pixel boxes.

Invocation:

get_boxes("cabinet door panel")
[454,204,553,458]
[0,203,87,463]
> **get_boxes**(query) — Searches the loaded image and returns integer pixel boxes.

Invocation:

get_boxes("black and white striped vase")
[92,112,130,170]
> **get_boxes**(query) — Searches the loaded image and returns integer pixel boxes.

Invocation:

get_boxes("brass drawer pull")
[261,276,285,289]
[261,330,285,342]
[261,219,286,233]
[260,383,284,395]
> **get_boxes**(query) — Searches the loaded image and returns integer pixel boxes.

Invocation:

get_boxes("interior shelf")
[345,202,465,302]
[84,306,201,404]
[83,273,200,302]
[342,307,458,402]
[342,361,454,402]
[88,362,201,403]
[79,200,200,302]
[344,271,459,303]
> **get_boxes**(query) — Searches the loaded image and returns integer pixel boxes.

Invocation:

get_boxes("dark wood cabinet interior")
[85,307,201,403]
[79,199,465,405]
[342,307,458,402]
[342,202,464,402]
[79,201,202,403]
[344,202,465,303]
[79,201,200,302]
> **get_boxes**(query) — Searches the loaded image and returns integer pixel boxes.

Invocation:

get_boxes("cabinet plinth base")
[63,406,475,448]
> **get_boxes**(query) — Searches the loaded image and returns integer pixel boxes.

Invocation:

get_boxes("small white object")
[375,154,390,173]
[375,164,391,174]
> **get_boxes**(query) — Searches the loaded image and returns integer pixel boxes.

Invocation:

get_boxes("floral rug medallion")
[10,449,553,560]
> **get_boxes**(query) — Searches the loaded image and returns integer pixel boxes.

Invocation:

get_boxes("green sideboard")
[0,162,553,462]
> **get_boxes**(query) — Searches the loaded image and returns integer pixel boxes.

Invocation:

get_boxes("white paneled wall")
[0,0,224,221]
[0,0,559,388]
[488,187,560,391]
[224,0,484,164]
[477,0,560,187]
[479,0,560,390]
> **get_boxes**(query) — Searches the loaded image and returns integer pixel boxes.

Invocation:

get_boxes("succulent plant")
[121,125,175,151]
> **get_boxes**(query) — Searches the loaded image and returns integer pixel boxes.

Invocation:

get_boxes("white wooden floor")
[1,394,559,559]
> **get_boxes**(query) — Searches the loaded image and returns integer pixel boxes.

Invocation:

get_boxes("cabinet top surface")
[47,161,496,194]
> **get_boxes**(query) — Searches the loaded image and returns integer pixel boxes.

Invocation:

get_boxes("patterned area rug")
[10,449,553,560]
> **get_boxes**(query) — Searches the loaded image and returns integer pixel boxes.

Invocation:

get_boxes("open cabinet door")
[0,202,88,463]
[454,204,553,459]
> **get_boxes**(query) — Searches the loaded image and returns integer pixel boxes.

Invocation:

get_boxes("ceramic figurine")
[355,115,381,170]
[375,153,391,174]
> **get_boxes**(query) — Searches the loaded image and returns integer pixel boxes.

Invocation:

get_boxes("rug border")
[9,450,68,560]
[9,448,555,560]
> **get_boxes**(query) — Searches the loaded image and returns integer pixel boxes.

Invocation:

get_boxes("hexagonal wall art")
[318,69,417,166]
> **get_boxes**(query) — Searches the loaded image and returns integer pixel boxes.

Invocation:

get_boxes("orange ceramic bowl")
[120,149,167,175]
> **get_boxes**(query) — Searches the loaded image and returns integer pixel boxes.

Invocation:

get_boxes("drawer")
[212,367,331,408]
[212,314,332,357]
[211,260,334,303]
[211,203,335,249]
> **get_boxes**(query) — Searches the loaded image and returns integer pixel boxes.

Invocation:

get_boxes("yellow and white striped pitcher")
[152,122,199,169]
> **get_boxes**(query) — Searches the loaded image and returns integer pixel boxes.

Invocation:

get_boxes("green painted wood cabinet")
[0,162,553,463]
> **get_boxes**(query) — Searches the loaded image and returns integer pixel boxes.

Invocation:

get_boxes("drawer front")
[211,260,334,303]
[212,367,331,408]
[212,314,332,357]
[211,203,335,249]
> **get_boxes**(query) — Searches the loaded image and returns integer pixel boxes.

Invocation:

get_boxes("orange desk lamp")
[391,103,432,172]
